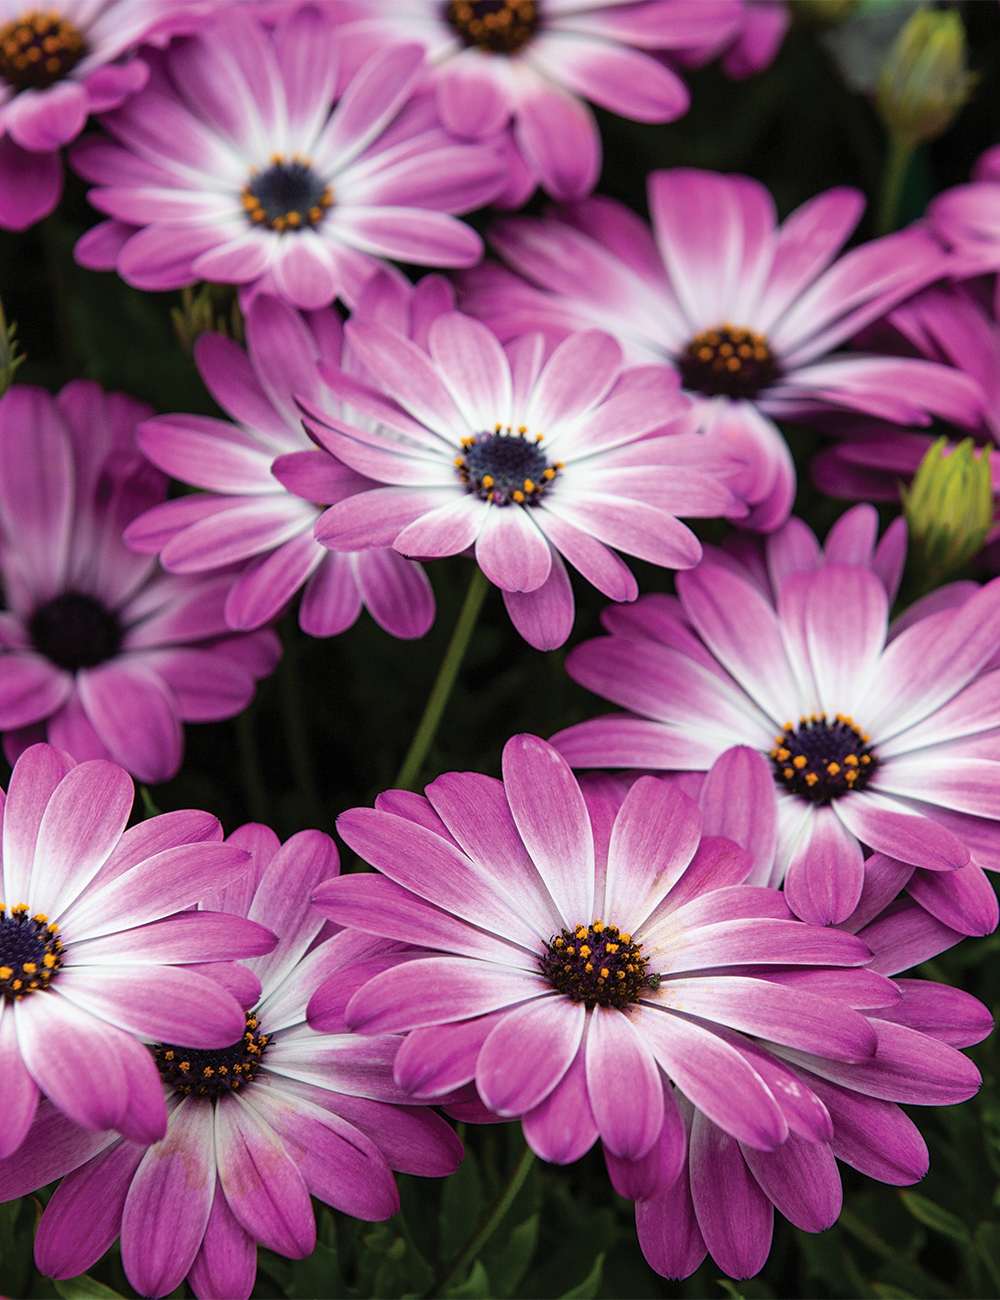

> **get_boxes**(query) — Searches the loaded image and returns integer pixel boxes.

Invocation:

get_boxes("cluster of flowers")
[3,0,1000,1293]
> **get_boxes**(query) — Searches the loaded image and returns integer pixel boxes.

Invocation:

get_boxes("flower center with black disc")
[0,904,63,1001]
[242,157,332,232]
[28,591,122,672]
[455,426,561,505]
[0,10,86,91]
[678,323,780,399]
[540,920,659,1010]
[446,0,538,54]
[770,713,877,804]
[154,1012,270,1097]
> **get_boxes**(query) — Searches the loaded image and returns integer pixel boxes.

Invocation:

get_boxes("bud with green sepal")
[875,7,975,233]
[0,296,23,398]
[899,436,995,603]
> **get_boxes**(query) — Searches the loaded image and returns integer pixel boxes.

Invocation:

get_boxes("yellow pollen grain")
[805,772,819,786]
[42,953,56,968]
[620,934,631,944]
[783,767,794,779]
[523,479,535,492]
[0,967,12,981]
[578,944,591,958]
[600,967,610,978]
[592,920,604,931]
[512,490,525,503]
[482,475,494,489]
[776,748,790,761]
[21,962,35,974]
[844,754,858,766]
[793,755,808,770]
[585,962,593,973]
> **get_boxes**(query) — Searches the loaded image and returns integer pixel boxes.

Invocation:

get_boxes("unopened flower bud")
[900,436,995,598]
[0,295,24,397]
[876,7,975,148]
[171,282,244,354]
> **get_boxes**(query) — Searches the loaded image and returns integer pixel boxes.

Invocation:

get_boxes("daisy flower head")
[0,743,277,1160]
[308,733,893,1207]
[0,821,462,1300]
[554,553,1000,927]
[460,168,984,529]
[307,307,747,650]
[0,0,212,231]
[336,1,745,203]
[0,381,280,784]
[70,3,507,310]
[125,284,436,640]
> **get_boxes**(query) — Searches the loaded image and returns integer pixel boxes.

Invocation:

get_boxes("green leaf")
[484,1212,538,1298]
[558,1253,604,1299]
[54,1275,126,1300]
[899,1191,971,1243]
[438,1148,484,1266]
[286,1241,356,1299]
[447,1259,492,1298]
[871,1287,917,1299]
[975,1222,1000,1291]
[716,1282,745,1300]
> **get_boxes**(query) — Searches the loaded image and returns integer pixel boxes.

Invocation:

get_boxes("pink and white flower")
[555,558,1000,927]
[306,306,745,650]
[0,381,280,784]
[336,1,745,204]
[126,287,436,641]
[70,5,506,310]
[311,734,988,1280]
[460,168,984,529]
[0,821,462,1300]
[0,743,276,1159]
[0,0,211,230]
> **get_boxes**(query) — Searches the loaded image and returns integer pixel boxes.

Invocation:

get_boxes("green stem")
[394,565,489,792]
[234,707,269,825]
[426,1143,536,1299]
[279,625,323,830]
[878,136,915,235]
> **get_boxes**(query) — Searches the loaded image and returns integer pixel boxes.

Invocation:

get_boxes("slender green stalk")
[279,626,324,830]
[426,1143,536,1298]
[877,136,915,235]
[394,565,490,792]
[234,707,269,824]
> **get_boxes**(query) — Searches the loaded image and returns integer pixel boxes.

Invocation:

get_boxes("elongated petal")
[478,996,584,1116]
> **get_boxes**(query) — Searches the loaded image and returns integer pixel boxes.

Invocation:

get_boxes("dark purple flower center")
[446,0,539,54]
[540,920,657,1010]
[770,713,878,804]
[242,157,333,233]
[0,904,63,1001]
[455,427,560,506]
[154,1011,270,1098]
[0,10,86,92]
[678,323,780,400]
[28,591,122,672]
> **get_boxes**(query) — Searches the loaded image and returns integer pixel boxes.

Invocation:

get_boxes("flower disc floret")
[678,323,780,400]
[456,426,559,505]
[242,158,333,233]
[540,920,654,1009]
[28,591,123,672]
[0,10,86,92]
[0,904,62,1000]
[447,0,538,54]
[154,1012,269,1098]
[770,714,877,804]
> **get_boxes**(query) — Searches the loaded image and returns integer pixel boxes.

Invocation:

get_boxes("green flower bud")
[171,282,244,355]
[876,6,975,148]
[0,295,24,398]
[900,437,995,598]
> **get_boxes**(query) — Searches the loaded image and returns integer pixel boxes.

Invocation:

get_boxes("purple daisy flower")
[0,820,462,1300]
[459,168,984,529]
[0,0,211,231]
[70,4,507,310]
[0,381,280,784]
[927,144,1000,306]
[554,558,1000,927]
[126,284,435,640]
[336,1,745,203]
[306,307,745,649]
[0,742,277,1159]
[308,733,888,1201]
